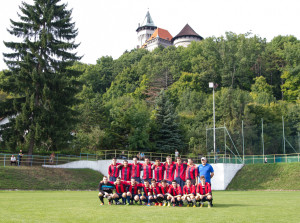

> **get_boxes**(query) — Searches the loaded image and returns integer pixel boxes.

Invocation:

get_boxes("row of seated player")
[98,176,213,208]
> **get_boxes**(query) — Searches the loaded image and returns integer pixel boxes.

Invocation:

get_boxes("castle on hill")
[136,11,203,51]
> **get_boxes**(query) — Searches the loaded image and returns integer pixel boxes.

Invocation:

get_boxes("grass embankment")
[1,191,300,223]
[0,166,102,190]
[227,162,300,190]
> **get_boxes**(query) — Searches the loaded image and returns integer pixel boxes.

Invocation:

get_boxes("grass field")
[227,163,300,190]
[1,190,300,223]
[0,167,103,190]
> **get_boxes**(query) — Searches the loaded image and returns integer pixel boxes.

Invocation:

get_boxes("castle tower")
[172,24,203,47]
[136,11,157,48]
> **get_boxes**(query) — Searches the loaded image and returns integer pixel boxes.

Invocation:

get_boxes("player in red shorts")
[196,175,213,208]
[167,180,183,207]
[148,179,164,206]
[182,179,196,207]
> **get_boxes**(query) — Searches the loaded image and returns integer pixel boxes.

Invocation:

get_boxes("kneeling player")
[196,175,213,208]
[182,179,196,207]
[124,178,143,205]
[98,176,115,205]
[113,177,128,205]
[140,180,152,205]
[159,180,170,206]
[167,180,183,207]
[149,179,164,206]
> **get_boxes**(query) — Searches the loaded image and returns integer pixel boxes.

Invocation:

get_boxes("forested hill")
[1,32,299,156]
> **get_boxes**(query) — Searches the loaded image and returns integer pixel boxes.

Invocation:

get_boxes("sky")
[0,0,299,70]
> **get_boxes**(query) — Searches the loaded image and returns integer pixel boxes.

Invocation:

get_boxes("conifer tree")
[154,90,183,153]
[0,0,81,154]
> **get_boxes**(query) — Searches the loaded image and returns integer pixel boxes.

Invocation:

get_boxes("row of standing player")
[108,156,214,188]
[98,175,212,207]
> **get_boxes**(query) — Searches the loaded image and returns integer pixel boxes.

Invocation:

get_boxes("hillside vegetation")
[0,167,102,190]
[227,163,300,190]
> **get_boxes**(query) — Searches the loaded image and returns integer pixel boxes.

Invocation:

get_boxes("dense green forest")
[1,31,299,156]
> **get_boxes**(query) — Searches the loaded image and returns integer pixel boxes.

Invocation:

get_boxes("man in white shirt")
[10,155,17,166]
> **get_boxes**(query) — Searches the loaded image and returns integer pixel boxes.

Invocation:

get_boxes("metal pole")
[298,132,300,153]
[4,154,6,167]
[105,151,106,160]
[262,118,264,163]
[205,125,207,151]
[242,120,245,164]
[282,116,286,154]
[213,87,216,163]
[224,123,226,163]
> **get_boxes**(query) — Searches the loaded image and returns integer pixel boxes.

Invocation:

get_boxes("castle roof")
[148,28,173,42]
[172,24,203,42]
[141,11,155,27]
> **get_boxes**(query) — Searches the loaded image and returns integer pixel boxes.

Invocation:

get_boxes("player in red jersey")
[167,180,183,207]
[159,180,170,206]
[152,158,165,183]
[108,157,121,181]
[140,180,152,205]
[112,177,129,205]
[119,160,132,181]
[175,157,187,191]
[123,178,143,205]
[164,156,176,184]
[186,158,198,185]
[182,179,196,207]
[142,157,153,184]
[196,175,213,208]
[148,179,164,206]
[129,157,143,183]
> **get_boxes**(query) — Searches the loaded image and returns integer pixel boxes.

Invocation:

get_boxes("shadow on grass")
[212,203,254,208]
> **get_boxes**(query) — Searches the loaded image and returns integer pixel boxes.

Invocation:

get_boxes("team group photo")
[99,156,214,207]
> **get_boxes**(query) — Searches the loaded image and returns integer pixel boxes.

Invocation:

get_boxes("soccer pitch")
[1,191,299,223]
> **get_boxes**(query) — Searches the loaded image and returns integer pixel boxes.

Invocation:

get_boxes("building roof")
[141,11,155,27]
[172,24,203,42]
[147,28,173,42]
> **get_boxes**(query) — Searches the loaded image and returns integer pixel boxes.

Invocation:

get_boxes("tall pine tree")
[0,0,81,154]
[154,90,183,153]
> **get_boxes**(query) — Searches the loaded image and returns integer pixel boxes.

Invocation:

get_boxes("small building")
[172,24,203,47]
[143,28,173,51]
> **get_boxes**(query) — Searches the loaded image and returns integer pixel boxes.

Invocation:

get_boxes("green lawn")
[227,162,300,190]
[1,191,299,223]
[0,167,102,190]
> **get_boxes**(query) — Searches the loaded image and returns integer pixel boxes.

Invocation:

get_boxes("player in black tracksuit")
[98,176,115,205]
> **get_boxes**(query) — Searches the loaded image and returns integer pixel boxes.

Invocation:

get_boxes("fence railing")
[1,151,300,167]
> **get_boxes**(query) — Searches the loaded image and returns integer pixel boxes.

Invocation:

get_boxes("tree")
[0,0,81,154]
[154,90,184,153]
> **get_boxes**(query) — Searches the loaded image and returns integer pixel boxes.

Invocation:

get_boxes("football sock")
[127,196,131,204]
[157,197,163,203]
[114,198,119,203]
[122,197,126,204]
[99,196,104,203]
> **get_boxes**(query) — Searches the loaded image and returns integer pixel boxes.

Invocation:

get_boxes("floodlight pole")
[209,82,216,163]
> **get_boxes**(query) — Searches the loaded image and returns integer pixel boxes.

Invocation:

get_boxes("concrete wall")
[43,160,243,190]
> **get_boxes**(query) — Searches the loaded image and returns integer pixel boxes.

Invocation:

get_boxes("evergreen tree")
[0,0,81,154]
[154,90,183,153]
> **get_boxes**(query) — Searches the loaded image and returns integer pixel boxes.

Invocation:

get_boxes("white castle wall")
[173,36,201,47]
[43,161,243,190]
